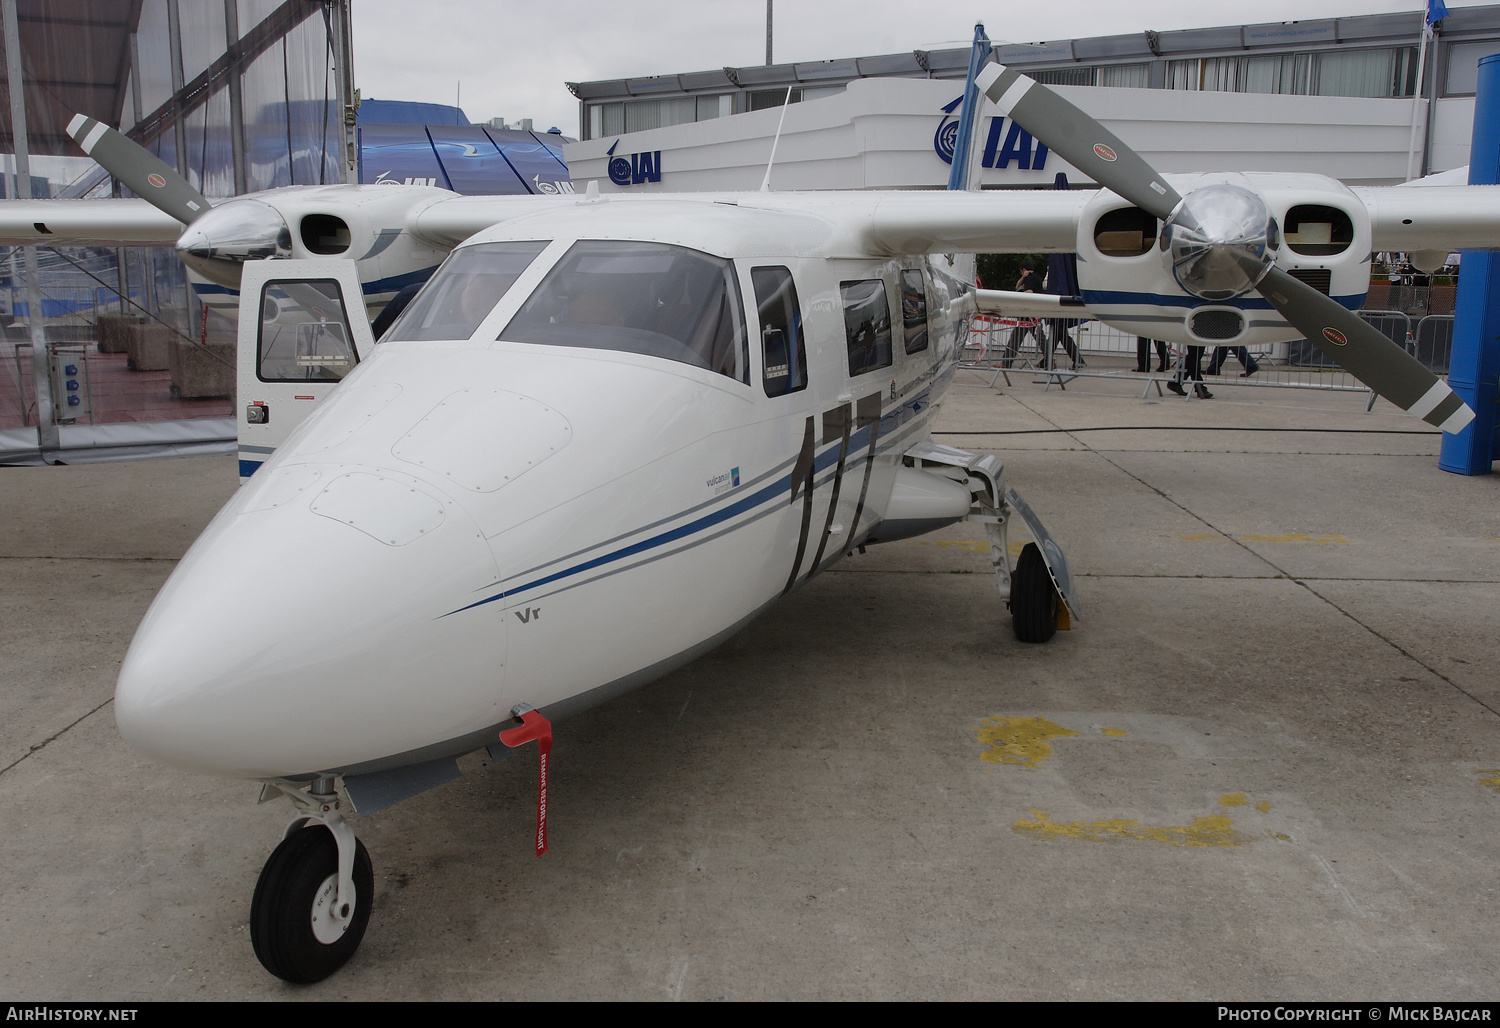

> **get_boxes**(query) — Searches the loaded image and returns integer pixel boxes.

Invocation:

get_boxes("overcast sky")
[349,0,1491,136]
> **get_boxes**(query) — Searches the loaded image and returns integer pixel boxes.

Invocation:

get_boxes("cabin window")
[500,240,749,382]
[257,279,359,383]
[752,266,807,397]
[384,240,550,341]
[900,269,929,354]
[841,279,892,376]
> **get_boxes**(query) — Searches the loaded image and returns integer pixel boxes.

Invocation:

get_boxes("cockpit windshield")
[498,240,748,382]
[384,240,549,341]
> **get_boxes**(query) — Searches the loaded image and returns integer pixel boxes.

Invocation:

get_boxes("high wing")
[0,198,183,246]
[1352,184,1500,250]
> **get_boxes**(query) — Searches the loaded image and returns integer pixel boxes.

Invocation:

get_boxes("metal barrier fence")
[962,310,1459,405]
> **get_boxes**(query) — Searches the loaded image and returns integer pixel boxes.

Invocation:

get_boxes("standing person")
[1206,345,1259,376]
[1167,344,1212,398]
[1045,249,1084,371]
[1046,313,1083,370]
[1002,260,1045,367]
[1136,337,1168,373]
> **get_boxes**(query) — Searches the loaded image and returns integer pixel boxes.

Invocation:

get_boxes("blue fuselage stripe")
[442,387,930,619]
[1082,288,1364,311]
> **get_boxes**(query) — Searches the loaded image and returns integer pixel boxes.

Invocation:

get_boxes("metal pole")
[3,0,57,453]
[766,0,772,66]
[1406,22,1431,181]
[328,0,358,184]
[224,0,248,195]
[166,0,188,180]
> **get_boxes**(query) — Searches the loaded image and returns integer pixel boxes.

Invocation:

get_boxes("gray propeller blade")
[67,114,212,226]
[1253,265,1475,433]
[976,62,1182,221]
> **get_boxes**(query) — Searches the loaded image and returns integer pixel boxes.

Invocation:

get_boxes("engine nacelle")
[182,185,453,321]
[1076,172,1373,349]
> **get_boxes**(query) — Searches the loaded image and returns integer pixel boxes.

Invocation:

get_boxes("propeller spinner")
[976,63,1476,434]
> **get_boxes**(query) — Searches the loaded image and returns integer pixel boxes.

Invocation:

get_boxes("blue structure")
[944,24,992,192]
[1440,53,1500,474]
[357,101,572,196]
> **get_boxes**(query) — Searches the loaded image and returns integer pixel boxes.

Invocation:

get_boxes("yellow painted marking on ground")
[1239,533,1349,545]
[1255,800,1272,814]
[1172,531,1349,544]
[1012,809,1241,848]
[1100,727,1128,738]
[974,716,1079,769]
[1219,792,1247,807]
[1474,769,1500,794]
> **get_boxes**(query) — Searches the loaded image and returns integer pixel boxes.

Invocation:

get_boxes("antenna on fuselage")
[759,86,795,192]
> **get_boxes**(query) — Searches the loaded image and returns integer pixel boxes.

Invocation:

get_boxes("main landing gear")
[1009,542,1061,644]
[251,778,373,983]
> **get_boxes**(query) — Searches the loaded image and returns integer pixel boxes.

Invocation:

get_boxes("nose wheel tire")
[250,826,373,984]
[1010,542,1060,644]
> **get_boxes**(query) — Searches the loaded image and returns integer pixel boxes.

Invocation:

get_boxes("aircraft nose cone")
[115,464,507,778]
[175,198,292,288]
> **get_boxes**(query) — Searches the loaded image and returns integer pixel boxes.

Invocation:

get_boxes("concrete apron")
[1,371,1496,1000]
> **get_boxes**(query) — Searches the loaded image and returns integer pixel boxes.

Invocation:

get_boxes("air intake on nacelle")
[1287,268,1332,295]
[1189,309,1244,340]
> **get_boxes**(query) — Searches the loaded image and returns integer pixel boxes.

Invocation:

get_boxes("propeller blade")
[976,63,1182,221]
[66,114,212,226]
[1254,265,1475,433]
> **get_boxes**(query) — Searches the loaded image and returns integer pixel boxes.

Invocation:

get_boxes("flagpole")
[1407,19,1431,181]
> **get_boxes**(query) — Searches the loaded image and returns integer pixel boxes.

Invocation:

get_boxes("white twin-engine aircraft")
[6,64,1498,983]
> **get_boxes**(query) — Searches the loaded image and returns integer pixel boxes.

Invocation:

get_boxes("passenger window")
[752,267,807,397]
[257,279,358,383]
[900,269,929,354]
[841,279,892,377]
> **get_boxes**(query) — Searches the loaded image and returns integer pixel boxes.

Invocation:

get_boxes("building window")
[1031,67,1093,87]
[1443,40,1497,96]
[590,96,731,139]
[1171,47,1413,98]
[747,88,801,111]
[1314,47,1417,98]
[1097,64,1150,88]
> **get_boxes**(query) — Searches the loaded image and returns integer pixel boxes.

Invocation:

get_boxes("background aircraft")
[2,60,1497,983]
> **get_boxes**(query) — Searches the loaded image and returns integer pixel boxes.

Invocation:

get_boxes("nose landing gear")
[251,778,373,983]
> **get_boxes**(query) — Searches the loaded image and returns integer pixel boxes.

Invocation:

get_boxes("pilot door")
[236,259,376,480]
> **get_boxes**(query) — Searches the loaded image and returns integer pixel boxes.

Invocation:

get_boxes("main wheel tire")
[250,826,373,984]
[1010,542,1060,644]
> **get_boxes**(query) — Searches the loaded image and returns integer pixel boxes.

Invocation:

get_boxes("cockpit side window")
[384,240,549,341]
[752,266,807,397]
[498,240,749,383]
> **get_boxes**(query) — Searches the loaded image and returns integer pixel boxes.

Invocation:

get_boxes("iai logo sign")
[933,95,1050,172]
[606,140,662,185]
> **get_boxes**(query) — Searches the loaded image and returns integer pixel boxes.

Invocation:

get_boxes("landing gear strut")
[900,443,1079,643]
[251,778,373,983]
